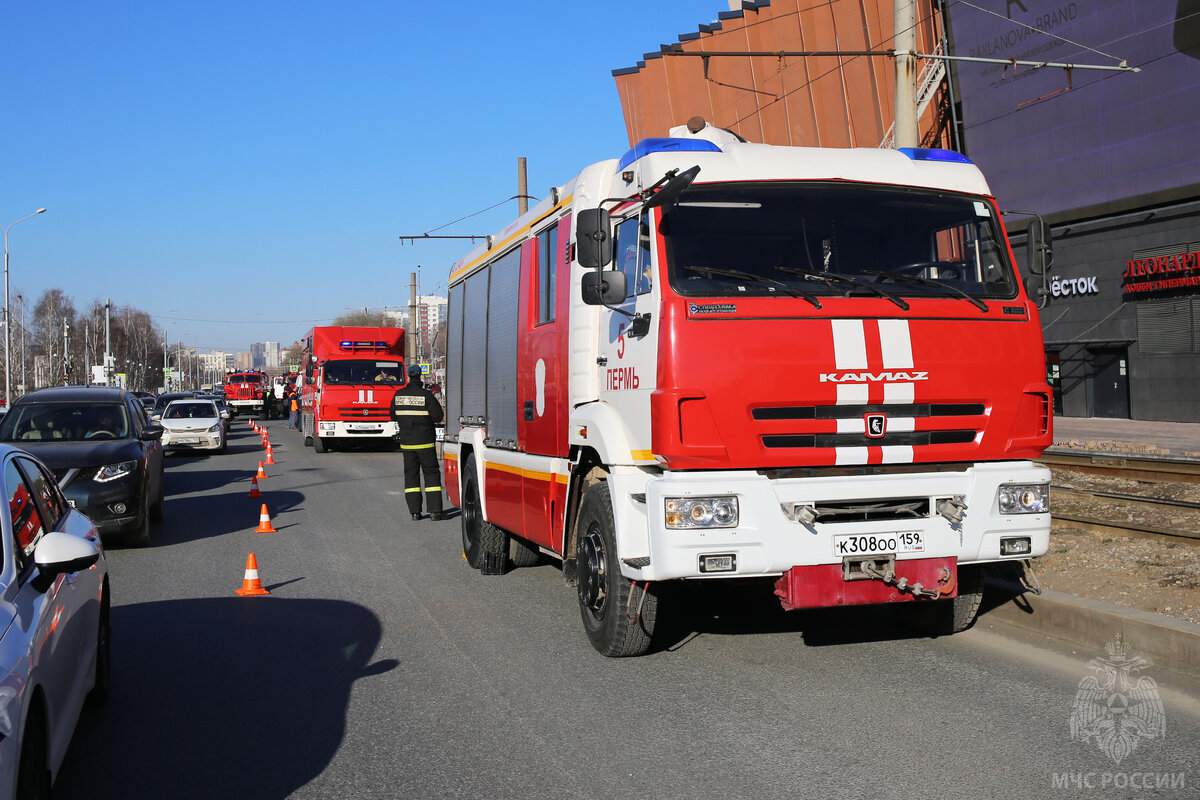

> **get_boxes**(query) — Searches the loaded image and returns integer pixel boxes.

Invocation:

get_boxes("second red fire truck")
[443,121,1054,656]
[299,326,407,453]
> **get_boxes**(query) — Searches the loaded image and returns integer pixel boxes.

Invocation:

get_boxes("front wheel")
[900,563,986,635]
[127,492,151,547]
[314,436,328,453]
[576,481,656,657]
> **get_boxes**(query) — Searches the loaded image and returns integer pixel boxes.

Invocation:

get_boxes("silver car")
[0,444,110,798]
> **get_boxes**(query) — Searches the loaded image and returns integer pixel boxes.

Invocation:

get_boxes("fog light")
[1000,536,1032,556]
[699,554,736,573]
[110,502,128,515]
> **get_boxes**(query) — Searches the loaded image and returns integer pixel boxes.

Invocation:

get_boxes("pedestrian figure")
[288,389,301,430]
[391,364,445,521]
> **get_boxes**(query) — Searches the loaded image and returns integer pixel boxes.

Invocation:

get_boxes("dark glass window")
[537,225,558,324]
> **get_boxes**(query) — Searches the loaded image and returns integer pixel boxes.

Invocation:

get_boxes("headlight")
[665,496,739,529]
[997,483,1049,514]
[95,460,138,482]
[208,424,222,433]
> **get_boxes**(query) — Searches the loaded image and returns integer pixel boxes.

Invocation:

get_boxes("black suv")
[0,387,165,545]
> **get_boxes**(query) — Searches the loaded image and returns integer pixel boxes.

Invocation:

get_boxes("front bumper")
[63,474,145,534]
[317,420,399,438]
[616,461,1050,581]
[162,429,224,450]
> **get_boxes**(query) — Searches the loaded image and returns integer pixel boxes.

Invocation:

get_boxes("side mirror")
[576,208,612,268]
[582,270,628,306]
[644,165,701,210]
[141,423,164,440]
[34,532,101,581]
[1027,217,1053,275]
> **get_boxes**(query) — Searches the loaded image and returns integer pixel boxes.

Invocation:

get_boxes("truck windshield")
[662,182,1017,302]
[228,374,261,384]
[323,360,404,385]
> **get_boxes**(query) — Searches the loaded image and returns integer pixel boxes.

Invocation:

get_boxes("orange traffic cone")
[265,445,276,465]
[235,553,270,596]
[254,503,277,534]
[255,461,268,480]
[246,476,262,498]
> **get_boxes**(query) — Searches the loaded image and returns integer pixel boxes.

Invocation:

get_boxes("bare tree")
[332,310,401,328]
[31,289,77,388]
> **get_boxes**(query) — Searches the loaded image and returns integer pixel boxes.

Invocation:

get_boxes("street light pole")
[3,207,47,406]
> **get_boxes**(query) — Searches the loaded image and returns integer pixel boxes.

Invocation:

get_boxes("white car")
[158,400,227,453]
[0,444,109,798]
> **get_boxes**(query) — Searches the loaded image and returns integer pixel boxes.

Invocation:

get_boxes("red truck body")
[223,370,271,417]
[299,326,407,453]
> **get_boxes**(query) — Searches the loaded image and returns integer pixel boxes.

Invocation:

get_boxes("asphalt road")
[54,420,1200,799]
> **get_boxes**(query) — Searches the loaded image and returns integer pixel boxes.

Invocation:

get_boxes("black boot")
[430,511,446,521]
[411,512,422,521]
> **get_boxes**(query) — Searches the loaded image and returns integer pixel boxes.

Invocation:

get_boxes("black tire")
[86,587,112,707]
[901,563,987,635]
[576,481,656,657]
[304,435,313,447]
[127,491,151,547]
[314,436,328,453]
[16,705,49,800]
[509,536,541,568]
[460,453,507,573]
[149,468,165,522]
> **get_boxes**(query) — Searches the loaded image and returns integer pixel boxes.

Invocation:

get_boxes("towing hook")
[937,566,956,597]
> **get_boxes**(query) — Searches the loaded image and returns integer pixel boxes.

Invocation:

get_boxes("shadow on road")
[55,597,397,800]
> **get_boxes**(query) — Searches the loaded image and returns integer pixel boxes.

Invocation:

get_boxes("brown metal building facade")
[612,0,952,149]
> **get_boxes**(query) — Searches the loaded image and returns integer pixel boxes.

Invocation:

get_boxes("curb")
[981,580,1200,674]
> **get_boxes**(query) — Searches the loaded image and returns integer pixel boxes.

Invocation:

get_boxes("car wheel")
[576,480,656,657]
[149,469,165,522]
[460,452,507,573]
[128,492,151,547]
[86,586,112,707]
[314,436,327,453]
[15,705,50,800]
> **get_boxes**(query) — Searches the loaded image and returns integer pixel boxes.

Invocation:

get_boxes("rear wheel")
[576,481,656,657]
[509,536,541,568]
[460,453,507,573]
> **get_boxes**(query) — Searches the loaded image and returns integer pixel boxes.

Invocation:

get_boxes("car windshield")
[164,402,217,420]
[661,182,1018,302]
[0,403,131,442]
[323,360,404,385]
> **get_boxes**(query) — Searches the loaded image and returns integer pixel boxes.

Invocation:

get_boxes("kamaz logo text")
[819,371,929,383]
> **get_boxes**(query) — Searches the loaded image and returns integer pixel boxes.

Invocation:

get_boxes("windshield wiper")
[685,266,822,308]
[775,267,909,310]
[861,270,989,312]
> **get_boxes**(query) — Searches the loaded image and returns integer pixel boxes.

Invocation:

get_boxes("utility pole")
[893,0,919,148]
[62,320,70,385]
[518,157,528,216]
[408,272,418,367]
[104,298,112,386]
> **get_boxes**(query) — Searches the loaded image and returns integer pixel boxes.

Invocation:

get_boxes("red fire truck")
[443,123,1054,657]
[299,326,406,453]
[223,370,272,418]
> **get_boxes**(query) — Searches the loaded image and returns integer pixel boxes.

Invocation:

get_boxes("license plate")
[348,424,380,431]
[832,531,924,557]
[178,437,200,444]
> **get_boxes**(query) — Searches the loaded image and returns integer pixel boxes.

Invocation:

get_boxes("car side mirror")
[141,423,164,440]
[34,532,101,581]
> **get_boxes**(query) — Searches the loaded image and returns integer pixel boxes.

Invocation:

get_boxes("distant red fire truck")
[223,370,272,418]
[299,326,406,453]
[443,123,1053,656]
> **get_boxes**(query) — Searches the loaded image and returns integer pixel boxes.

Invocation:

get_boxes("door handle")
[524,401,535,421]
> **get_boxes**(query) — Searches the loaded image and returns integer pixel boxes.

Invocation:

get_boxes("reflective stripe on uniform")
[423,486,441,492]
[404,487,421,493]
[400,443,436,450]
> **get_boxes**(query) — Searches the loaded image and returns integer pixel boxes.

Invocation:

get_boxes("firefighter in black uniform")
[391,364,445,521]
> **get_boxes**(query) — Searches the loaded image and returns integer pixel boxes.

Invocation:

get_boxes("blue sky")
[3,1,723,353]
